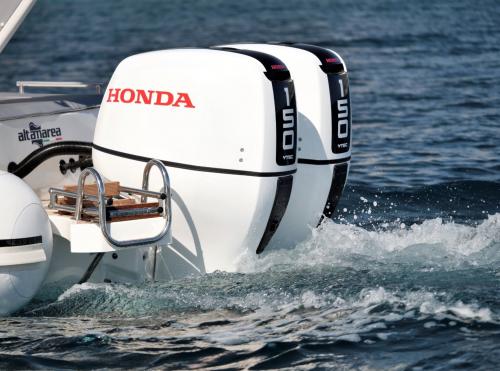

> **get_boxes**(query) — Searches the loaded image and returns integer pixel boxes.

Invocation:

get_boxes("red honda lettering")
[135,89,154,104]
[173,93,195,108]
[107,88,121,102]
[154,91,174,106]
[120,88,135,103]
[106,87,195,109]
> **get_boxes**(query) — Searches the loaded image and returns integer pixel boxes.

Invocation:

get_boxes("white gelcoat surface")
[93,48,296,272]
[223,44,351,248]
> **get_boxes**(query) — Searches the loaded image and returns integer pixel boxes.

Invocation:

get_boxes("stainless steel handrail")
[120,186,165,200]
[48,159,171,249]
[141,159,172,227]
[17,81,103,94]
[74,167,106,223]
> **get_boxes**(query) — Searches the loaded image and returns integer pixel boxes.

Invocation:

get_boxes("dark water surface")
[1,0,499,369]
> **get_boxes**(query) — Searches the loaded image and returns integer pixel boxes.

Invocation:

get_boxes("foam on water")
[5,215,500,369]
[238,213,500,273]
[14,279,499,369]
[23,215,499,321]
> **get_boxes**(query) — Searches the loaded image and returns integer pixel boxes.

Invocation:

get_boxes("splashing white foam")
[237,214,500,273]
[202,286,498,346]
[57,282,112,302]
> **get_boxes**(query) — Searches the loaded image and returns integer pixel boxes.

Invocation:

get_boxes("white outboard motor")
[0,171,53,315]
[221,43,351,249]
[93,48,297,274]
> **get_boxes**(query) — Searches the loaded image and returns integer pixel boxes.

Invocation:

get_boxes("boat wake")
[239,212,500,272]
[23,214,499,318]
[7,214,498,369]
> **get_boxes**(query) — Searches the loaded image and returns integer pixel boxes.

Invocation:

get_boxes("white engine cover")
[0,171,53,315]
[223,43,352,248]
[93,48,298,273]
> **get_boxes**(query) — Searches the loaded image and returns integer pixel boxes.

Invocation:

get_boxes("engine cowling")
[222,43,352,249]
[92,48,297,274]
[0,171,53,315]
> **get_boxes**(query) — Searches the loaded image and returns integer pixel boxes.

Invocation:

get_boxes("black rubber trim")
[275,42,345,74]
[298,156,351,165]
[318,162,349,225]
[256,175,294,254]
[0,236,42,247]
[93,144,297,177]
[8,141,93,179]
[213,47,291,81]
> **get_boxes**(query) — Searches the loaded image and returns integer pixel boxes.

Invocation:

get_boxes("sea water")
[0,0,499,369]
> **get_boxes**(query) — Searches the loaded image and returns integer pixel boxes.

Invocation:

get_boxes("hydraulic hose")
[8,141,93,178]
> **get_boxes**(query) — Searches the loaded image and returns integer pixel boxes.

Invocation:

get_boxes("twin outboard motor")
[221,43,351,249]
[94,44,351,271]
[93,48,298,273]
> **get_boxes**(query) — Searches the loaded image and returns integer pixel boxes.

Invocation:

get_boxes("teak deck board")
[64,181,120,197]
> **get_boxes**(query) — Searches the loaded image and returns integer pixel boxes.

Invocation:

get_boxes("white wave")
[57,282,112,301]
[34,214,498,321]
[203,286,498,346]
[236,214,500,273]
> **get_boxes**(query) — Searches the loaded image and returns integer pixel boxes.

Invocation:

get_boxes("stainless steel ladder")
[48,159,171,248]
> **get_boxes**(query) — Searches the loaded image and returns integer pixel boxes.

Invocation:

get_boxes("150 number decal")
[282,87,295,151]
[337,80,349,139]
[273,81,297,165]
[329,73,350,153]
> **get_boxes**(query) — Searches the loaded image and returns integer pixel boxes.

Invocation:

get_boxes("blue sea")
[1,0,499,369]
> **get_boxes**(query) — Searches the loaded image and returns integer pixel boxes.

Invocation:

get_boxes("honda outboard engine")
[221,43,351,249]
[0,171,53,315]
[93,48,297,274]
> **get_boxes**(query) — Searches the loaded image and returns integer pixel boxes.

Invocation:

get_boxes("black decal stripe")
[271,80,297,166]
[0,236,42,247]
[298,157,351,165]
[93,144,296,178]
[328,73,351,154]
[319,162,349,225]
[256,175,294,254]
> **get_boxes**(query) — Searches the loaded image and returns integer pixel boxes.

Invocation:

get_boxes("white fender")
[0,171,53,315]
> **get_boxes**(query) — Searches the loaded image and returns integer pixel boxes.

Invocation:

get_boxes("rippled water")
[1,0,499,369]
